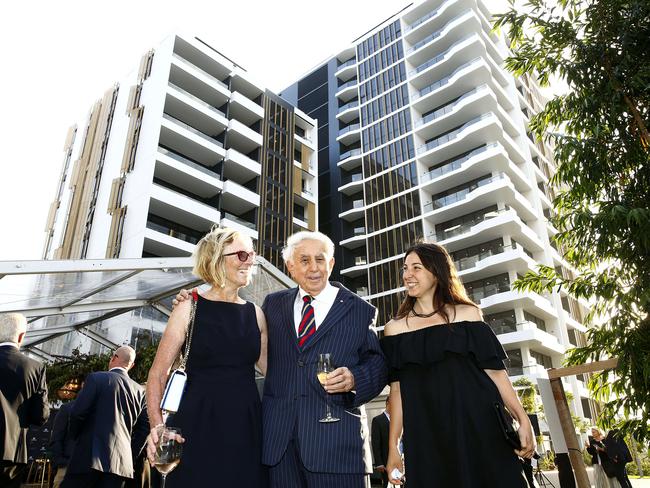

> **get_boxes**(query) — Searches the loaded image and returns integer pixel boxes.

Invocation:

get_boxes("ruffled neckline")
[380,320,507,372]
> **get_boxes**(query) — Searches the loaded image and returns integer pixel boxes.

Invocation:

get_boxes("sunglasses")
[224,250,256,262]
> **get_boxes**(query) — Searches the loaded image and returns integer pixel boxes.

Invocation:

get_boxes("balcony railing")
[415,84,488,128]
[407,9,472,55]
[405,6,440,32]
[454,242,530,271]
[167,82,226,118]
[411,58,481,101]
[339,123,361,137]
[436,207,510,241]
[353,226,366,236]
[221,212,256,230]
[421,143,497,183]
[171,54,229,90]
[417,113,493,155]
[162,113,224,147]
[467,282,510,302]
[424,173,504,212]
[336,58,357,71]
[357,287,369,297]
[146,220,201,244]
[338,101,359,114]
[339,148,362,161]
[409,35,477,77]
[354,256,368,266]
[158,147,218,178]
[336,79,358,93]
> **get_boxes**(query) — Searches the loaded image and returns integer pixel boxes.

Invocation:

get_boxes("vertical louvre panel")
[106,206,128,258]
[121,106,144,173]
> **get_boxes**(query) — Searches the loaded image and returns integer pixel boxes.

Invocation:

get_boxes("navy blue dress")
[380,321,526,488]
[167,297,268,487]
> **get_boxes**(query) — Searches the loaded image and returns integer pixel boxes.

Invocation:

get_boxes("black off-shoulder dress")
[380,321,526,488]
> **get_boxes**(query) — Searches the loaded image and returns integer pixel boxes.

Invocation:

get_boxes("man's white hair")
[282,231,335,263]
[0,313,27,344]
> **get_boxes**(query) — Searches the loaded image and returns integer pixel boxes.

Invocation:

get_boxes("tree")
[493,0,650,442]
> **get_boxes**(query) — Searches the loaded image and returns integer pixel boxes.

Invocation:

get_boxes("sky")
[0,0,507,261]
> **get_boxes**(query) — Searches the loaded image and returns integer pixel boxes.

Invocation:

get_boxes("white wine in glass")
[317,353,340,423]
[153,426,183,488]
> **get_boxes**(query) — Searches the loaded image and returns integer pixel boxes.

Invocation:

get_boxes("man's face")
[286,239,334,297]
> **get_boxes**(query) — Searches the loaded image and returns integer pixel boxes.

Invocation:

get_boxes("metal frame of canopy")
[0,256,294,361]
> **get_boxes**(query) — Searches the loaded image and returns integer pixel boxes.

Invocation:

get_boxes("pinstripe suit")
[261,282,387,486]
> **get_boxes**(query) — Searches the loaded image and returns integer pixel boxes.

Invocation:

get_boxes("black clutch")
[494,402,521,450]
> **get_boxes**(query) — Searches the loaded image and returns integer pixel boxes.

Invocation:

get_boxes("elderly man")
[0,313,50,488]
[62,346,148,488]
[262,231,387,488]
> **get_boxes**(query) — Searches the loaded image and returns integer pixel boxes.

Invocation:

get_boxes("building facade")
[282,0,594,421]
[43,34,317,271]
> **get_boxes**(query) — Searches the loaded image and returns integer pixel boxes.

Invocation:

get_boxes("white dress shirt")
[0,342,18,348]
[293,282,340,336]
[109,366,128,374]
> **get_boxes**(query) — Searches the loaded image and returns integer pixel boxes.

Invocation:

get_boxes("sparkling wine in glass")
[317,353,340,423]
[153,427,183,488]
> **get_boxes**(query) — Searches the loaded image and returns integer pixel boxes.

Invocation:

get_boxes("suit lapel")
[281,288,300,352]
[301,286,353,352]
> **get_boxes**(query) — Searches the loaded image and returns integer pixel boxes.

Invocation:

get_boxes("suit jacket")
[371,411,389,468]
[262,282,387,473]
[67,369,147,479]
[49,401,76,468]
[0,344,50,464]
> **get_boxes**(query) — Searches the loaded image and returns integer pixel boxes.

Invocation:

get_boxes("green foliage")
[494,0,650,442]
[46,345,158,402]
[538,450,556,471]
[513,376,540,413]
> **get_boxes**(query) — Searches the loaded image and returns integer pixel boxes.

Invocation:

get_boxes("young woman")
[381,242,535,487]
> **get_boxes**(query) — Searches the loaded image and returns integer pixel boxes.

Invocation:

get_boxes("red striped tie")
[298,295,315,347]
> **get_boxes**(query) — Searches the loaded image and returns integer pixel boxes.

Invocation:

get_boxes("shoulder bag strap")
[177,290,198,371]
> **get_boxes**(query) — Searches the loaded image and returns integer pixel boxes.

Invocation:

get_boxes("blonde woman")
[146,227,268,487]
[586,428,621,488]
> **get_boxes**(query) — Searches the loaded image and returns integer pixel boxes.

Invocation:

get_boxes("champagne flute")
[153,426,183,488]
[317,353,340,423]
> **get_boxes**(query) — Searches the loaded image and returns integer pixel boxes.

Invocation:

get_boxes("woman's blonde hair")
[192,226,249,287]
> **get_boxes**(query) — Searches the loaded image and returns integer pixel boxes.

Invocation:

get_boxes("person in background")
[371,397,391,488]
[0,312,50,488]
[585,427,621,488]
[50,400,76,487]
[604,429,633,488]
[62,346,148,488]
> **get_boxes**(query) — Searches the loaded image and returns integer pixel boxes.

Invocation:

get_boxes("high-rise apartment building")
[282,0,594,420]
[43,34,318,270]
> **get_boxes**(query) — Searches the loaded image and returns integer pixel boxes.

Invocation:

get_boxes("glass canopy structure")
[0,257,294,362]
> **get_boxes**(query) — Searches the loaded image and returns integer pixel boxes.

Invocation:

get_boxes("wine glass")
[317,353,340,423]
[153,426,183,488]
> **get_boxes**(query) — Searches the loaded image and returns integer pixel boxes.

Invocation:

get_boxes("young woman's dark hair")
[395,242,476,323]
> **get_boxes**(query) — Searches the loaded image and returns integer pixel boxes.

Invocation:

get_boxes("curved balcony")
[336,123,361,144]
[335,79,359,102]
[408,34,484,90]
[336,101,359,123]
[437,208,544,254]
[335,58,357,81]
[337,148,362,170]
[406,10,477,68]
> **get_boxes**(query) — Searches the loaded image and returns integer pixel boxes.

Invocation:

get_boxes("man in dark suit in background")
[50,400,77,487]
[604,429,634,488]
[371,398,391,488]
[262,231,387,488]
[62,345,148,488]
[0,312,50,488]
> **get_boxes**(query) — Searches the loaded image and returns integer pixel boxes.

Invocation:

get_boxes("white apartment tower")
[282,0,594,422]
[43,35,318,271]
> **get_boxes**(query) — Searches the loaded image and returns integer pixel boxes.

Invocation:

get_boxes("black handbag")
[494,402,521,450]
